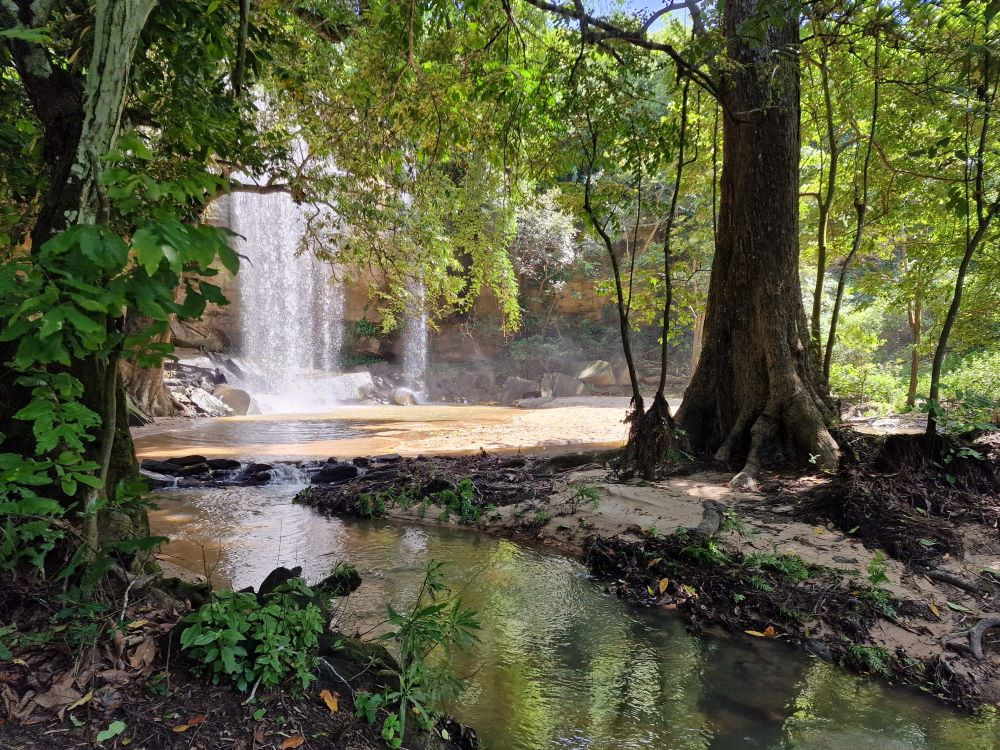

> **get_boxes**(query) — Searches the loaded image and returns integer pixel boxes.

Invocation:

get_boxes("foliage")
[566,483,602,511]
[744,552,813,583]
[356,561,479,748]
[179,577,325,693]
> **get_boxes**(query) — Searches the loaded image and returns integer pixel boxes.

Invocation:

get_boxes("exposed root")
[804,432,1000,562]
[616,393,675,480]
[940,616,1000,660]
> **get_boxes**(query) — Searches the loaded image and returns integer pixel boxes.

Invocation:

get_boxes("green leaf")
[96,720,126,743]
[132,226,163,276]
[945,601,974,614]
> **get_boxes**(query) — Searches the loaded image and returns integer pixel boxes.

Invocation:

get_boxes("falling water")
[402,278,428,388]
[227,190,344,412]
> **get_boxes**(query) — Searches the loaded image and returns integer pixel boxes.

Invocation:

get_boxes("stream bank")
[290,446,1000,714]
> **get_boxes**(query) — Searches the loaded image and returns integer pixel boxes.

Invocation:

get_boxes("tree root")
[920,567,998,596]
[940,616,1000,659]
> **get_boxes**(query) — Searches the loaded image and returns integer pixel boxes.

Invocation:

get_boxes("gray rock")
[541,372,586,398]
[212,385,252,415]
[312,463,360,484]
[392,386,419,405]
[140,469,176,488]
[328,371,375,402]
[577,360,616,386]
[501,376,541,406]
[185,387,234,417]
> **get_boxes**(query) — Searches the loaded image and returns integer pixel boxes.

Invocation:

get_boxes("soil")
[0,576,473,750]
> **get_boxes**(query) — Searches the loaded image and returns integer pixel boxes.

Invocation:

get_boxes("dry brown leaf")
[280,735,305,749]
[129,639,156,670]
[33,675,81,710]
[188,714,207,725]
[646,557,662,568]
[319,689,339,713]
[929,602,941,618]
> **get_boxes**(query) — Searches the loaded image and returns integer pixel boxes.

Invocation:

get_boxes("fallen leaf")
[745,625,777,638]
[319,689,339,713]
[929,602,941,618]
[646,557,662,568]
[129,639,156,670]
[281,735,305,749]
[173,724,191,733]
[33,675,81,710]
[67,691,93,712]
[946,601,974,614]
[188,715,207,725]
[658,577,669,595]
[96,720,126,743]
[126,620,149,630]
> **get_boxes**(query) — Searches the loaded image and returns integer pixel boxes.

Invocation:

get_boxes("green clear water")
[150,486,1000,750]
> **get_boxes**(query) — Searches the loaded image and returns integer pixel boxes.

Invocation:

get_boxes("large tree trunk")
[675,0,839,485]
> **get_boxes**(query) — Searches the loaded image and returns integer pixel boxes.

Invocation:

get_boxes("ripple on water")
[149,486,1000,750]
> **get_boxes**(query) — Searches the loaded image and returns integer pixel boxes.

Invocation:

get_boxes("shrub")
[179,577,325,692]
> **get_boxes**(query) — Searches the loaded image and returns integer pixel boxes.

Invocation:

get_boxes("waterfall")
[402,277,428,388]
[227,190,344,413]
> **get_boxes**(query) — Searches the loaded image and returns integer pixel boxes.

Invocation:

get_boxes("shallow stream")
[150,485,1000,750]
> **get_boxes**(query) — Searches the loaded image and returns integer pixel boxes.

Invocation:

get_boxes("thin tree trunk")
[824,32,880,379]
[906,298,921,409]
[927,41,1000,437]
[810,47,839,349]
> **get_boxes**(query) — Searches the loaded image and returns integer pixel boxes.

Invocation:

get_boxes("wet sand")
[133,399,634,461]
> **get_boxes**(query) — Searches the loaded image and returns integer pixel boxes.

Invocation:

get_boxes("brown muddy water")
[150,484,1000,750]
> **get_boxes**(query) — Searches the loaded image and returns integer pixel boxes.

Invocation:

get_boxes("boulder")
[206,458,242,470]
[501,376,541,406]
[392,387,419,405]
[171,455,208,467]
[328,371,375,402]
[611,357,631,386]
[184,387,234,417]
[141,459,181,474]
[212,385,252,415]
[140,469,176,488]
[541,372,586,398]
[577,360,616,386]
[312,463,360,484]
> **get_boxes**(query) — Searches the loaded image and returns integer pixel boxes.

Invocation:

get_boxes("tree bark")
[906,298,921,409]
[675,0,839,484]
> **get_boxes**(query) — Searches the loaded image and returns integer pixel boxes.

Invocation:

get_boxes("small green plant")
[744,551,811,582]
[356,561,480,748]
[857,551,897,617]
[353,318,382,339]
[435,478,481,525]
[866,552,889,587]
[847,644,891,676]
[719,511,754,539]
[566,483,601,511]
[180,577,325,693]
[356,492,391,519]
[531,509,551,527]
[680,537,730,566]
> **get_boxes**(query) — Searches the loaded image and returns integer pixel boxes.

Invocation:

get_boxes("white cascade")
[227,190,344,413]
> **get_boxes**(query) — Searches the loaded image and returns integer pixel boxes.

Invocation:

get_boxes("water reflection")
[149,487,1000,750]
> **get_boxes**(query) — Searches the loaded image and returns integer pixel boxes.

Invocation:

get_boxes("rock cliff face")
[175,265,617,368]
